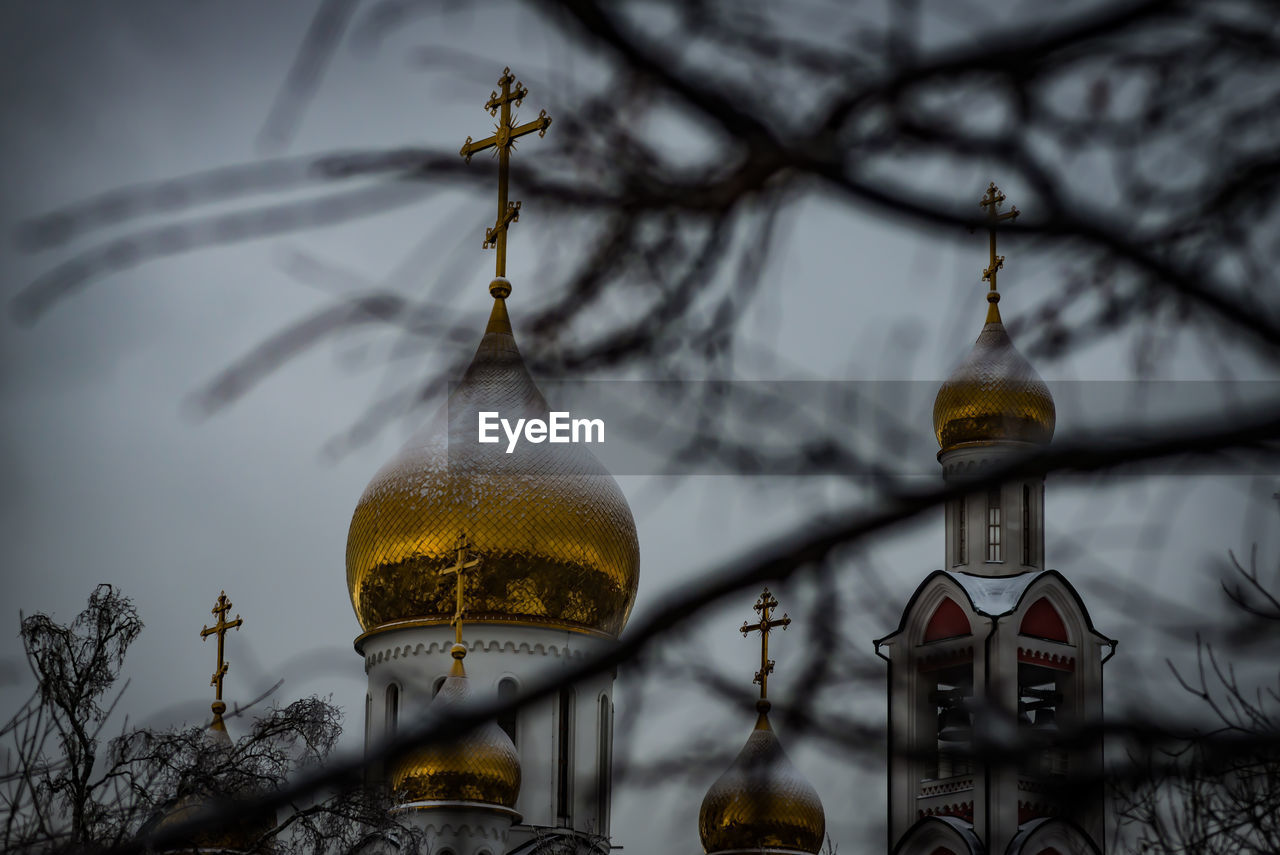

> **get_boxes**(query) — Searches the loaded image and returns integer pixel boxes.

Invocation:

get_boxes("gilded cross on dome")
[740,588,791,701]
[460,66,553,294]
[440,533,483,646]
[979,182,1020,295]
[200,591,242,710]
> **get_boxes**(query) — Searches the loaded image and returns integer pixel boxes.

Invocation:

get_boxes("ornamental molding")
[916,645,975,673]
[367,638,583,668]
[918,800,974,822]
[1017,644,1076,671]
[420,819,504,840]
[918,776,975,797]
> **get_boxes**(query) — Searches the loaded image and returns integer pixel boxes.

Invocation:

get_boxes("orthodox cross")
[200,591,242,703]
[979,182,1020,293]
[459,66,553,287]
[440,533,483,645]
[740,588,791,700]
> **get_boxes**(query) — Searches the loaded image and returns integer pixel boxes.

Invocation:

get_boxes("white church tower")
[875,185,1116,855]
[343,68,639,854]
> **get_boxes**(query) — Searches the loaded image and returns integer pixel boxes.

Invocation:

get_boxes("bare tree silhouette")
[5,1,1280,853]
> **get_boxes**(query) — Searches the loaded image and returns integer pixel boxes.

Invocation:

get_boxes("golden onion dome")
[345,286,640,638]
[699,701,826,854]
[933,292,1055,454]
[149,703,277,854]
[391,643,521,808]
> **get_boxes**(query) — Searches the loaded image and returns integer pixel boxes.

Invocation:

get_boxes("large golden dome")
[346,291,640,638]
[933,294,1055,454]
[699,703,826,854]
[392,644,521,808]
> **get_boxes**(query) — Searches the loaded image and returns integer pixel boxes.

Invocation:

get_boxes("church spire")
[199,590,242,733]
[460,65,553,298]
[739,587,791,706]
[700,589,825,855]
[979,182,1020,325]
[439,532,482,676]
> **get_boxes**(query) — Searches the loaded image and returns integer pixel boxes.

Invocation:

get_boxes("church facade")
[336,66,1111,855]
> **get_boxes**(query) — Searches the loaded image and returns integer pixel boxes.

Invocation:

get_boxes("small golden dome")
[699,703,826,854]
[391,645,521,808]
[149,707,277,853]
[933,295,1055,454]
[346,294,640,638]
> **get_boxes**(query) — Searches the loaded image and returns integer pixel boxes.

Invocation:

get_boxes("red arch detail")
[1020,598,1069,642]
[924,597,971,642]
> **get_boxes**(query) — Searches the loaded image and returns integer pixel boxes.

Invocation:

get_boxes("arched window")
[364,694,372,751]
[987,488,1002,562]
[923,597,971,643]
[497,677,519,747]
[1022,484,1032,566]
[597,694,612,835]
[557,687,575,825]
[955,496,967,565]
[1020,598,1069,643]
[385,684,399,736]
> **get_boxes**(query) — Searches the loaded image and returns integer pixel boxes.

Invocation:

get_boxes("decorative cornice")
[1017,645,1076,672]
[918,776,975,797]
[707,849,823,855]
[354,617,614,653]
[917,645,975,673]
[365,637,586,669]
[392,801,520,835]
[918,800,974,822]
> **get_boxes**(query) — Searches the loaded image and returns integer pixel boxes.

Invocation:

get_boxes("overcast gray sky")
[1,3,1274,852]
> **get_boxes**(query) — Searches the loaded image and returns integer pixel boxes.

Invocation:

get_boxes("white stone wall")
[360,622,618,848]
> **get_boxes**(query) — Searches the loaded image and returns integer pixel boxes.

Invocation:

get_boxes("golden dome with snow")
[392,644,521,808]
[699,702,827,854]
[933,292,1055,454]
[345,288,640,639]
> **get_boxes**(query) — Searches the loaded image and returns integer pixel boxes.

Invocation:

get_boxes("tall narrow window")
[955,496,967,565]
[385,684,399,736]
[1022,484,1032,566]
[364,694,372,751]
[557,688,575,825]
[597,695,612,835]
[498,677,519,747]
[987,488,1002,562]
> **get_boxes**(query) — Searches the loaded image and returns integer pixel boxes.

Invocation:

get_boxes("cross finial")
[979,182,1020,323]
[440,533,483,648]
[200,590,243,717]
[459,66,553,297]
[740,587,791,702]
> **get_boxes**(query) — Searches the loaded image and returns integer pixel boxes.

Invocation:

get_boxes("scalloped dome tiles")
[933,309,1055,453]
[345,296,640,638]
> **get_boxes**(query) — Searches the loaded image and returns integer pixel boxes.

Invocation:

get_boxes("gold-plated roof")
[345,294,640,637]
[699,703,826,854]
[932,297,1055,453]
[391,645,521,808]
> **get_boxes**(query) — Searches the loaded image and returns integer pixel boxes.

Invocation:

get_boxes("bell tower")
[874,185,1116,855]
